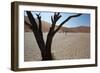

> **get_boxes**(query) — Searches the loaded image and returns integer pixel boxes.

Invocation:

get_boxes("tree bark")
[44,31,54,60]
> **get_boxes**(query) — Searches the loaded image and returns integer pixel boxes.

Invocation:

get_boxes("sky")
[24,11,90,28]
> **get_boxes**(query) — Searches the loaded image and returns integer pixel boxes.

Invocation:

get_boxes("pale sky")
[24,11,90,28]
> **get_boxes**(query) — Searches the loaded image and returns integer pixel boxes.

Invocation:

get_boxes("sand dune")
[24,16,90,33]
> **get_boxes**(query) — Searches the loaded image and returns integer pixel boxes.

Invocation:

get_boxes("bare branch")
[26,11,38,31]
[36,13,42,31]
[50,12,62,32]
[26,11,46,51]
[54,12,62,24]
[54,14,82,33]
[51,16,54,24]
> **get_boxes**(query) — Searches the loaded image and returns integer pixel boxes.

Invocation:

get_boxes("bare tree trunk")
[26,11,82,61]
[44,32,54,60]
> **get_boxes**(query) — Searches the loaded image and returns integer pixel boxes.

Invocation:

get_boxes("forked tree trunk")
[26,11,82,61]
[34,31,54,60]
[42,32,54,60]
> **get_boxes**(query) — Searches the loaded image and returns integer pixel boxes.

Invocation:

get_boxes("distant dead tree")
[25,11,82,60]
[64,30,68,36]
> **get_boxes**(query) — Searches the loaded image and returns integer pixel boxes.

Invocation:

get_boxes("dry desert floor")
[24,32,90,61]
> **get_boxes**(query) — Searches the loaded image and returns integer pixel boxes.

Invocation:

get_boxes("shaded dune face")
[24,16,90,33]
[66,26,90,33]
[24,16,63,32]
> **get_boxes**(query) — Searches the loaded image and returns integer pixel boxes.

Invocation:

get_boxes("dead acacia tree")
[25,11,82,60]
